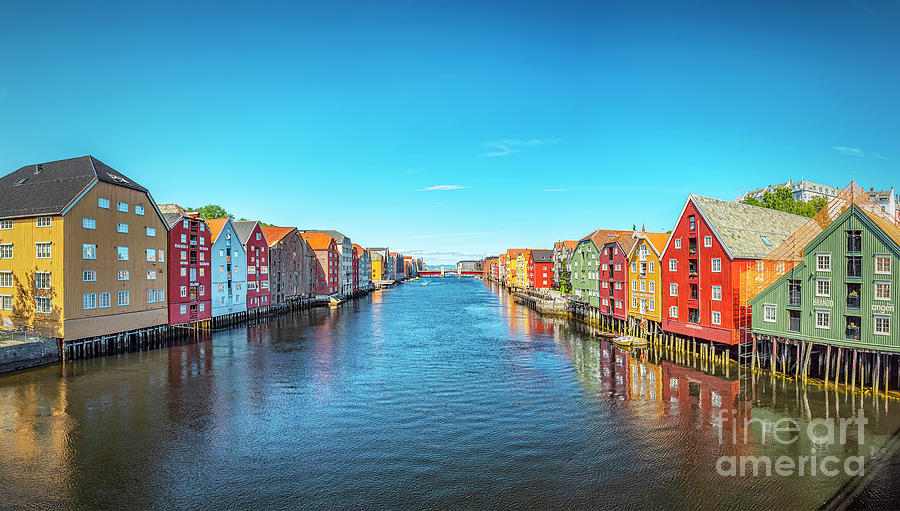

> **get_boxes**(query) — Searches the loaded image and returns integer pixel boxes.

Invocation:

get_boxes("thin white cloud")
[481,138,559,157]
[543,187,567,192]
[415,184,468,191]
[832,146,887,159]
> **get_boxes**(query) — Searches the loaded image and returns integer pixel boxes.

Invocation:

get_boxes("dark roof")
[531,249,553,263]
[163,212,183,227]
[0,155,150,219]
[232,220,260,244]
[305,229,349,244]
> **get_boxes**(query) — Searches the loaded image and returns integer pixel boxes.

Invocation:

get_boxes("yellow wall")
[371,259,383,281]
[0,214,66,337]
[627,239,663,324]
[515,254,528,288]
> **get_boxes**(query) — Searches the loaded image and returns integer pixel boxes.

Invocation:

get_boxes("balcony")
[846,294,860,310]
[689,238,698,255]
[845,325,861,341]
[846,256,862,278]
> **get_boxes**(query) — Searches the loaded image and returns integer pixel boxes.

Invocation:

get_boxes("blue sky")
[1,1,898,264]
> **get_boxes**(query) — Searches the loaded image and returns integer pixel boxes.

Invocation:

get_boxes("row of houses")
[482,183,900,358]
[0,156,421,345]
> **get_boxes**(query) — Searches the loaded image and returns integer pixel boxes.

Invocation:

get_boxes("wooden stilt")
[851,350,858,392]
[824,345,831,386]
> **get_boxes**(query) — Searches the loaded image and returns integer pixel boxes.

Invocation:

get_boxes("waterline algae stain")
[0,278,897,509]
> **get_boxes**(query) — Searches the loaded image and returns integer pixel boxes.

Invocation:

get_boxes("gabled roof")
[670,194,808,259]
[162,212,183,227]
[232,220,263,245]
[302,232,336,250]
[629,231,671,257]
[0,155,152,219]
[577,229,631,251]
[532,249,553,263]
[305,229,348,244]
[554,240,579,252]
[352,244,367,257]
[260,226,296,246]
[506,248,527,259]
[206,218,230,241]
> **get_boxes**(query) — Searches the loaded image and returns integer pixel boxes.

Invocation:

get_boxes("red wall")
[245,223,271,309]
[352,250,359,292]
[311,241,339,296]
[599,241,629,321]
[661,199,740,344]
[528,260,553,288]
[167,217,212,324]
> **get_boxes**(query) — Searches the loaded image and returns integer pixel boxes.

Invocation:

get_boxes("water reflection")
[0,279,896,510]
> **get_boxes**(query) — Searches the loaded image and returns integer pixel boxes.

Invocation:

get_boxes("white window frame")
[117,290,130,306]
[703,236,712,248]
[874,315,890,336]
[674,238,681,249]
[815,310,830,330]
[83,270,96,282]
[763,304,776,323]
[0,220,11,230]
[670,283,678,297]
[0,271,12,288]
[711,285,722,301]
[669,306,678,319]
[711,311,721,325]
[875,254,891,275]
[816,253,831,272]
[0,244,11,259]
[34,271,51,290]
[35,296,51,314]
[711,258,722,273]
[35,242,52,259]
[36,216,52,227]
[83,243,97,260]
[83,293,97,310]
[0,294,12,311]
[815,279,830,297]
[117,246,129,261]
[98,292,111,309]
[669,259,677,272]
[874,281,891,301]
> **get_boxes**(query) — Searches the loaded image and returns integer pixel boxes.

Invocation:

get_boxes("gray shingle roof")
[162,212,183,227]
[691,194,808,259]
[0,155,149,218]
[531,249,553,263]
[305,229,349,244]
[232,220,260,245]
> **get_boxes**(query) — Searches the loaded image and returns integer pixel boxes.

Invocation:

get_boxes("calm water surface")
[1,278,898,510]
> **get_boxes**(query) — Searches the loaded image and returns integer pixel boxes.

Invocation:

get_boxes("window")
[0,220,11,230]
[147,288,158,304]
[35,272,51,289]
[199,252,205,261]
[688,215,696,230]
[117,201,129,212]
[649,281,655,293]
[763,304,776,323]
[158,250,165,262]
[117,223,129,233]
[632,297,638,309]
[35,296,51,314]
[669,306,678,319]
[631,280,637,292]
[83,293,97,310]
[36,216,51,227]
[631,262,637,273]
[180,286,187,298]
[0,244,10,259]
[146,248,156,262]
[199,285,205,296]
[117,246,129,261]
[181,250,187,261]
[711,311,721,325]
[875,316,890,336]
[180,233,187,244]
[199,303,205,312]
[670,283,678,296]
[816,253,831,272]
[98,197,110,209]
[146,227,156,237]
[875,255,891,274]
[35,242,51,259]
[200,236,205,245]
[649,299,655,312]
[190,268,197,281]
[704,236,712,248]
[816,310,830,330]
[788,279,802,306]
[0,272,12,287]
[135,205,145,215]
[83,243,97,260]
[117,270,130,281]
[669,259,677,272]
[180,267,187,277]
[649,261,655,274]
[639,280,645,292]
[158,289,165,301]
[846,230,862,252]
[711,258,721,273]
[98,292,111,308]
[816,279,830,297]
[875,282,891,301]
[256,233,261,240]
[117,290,130,306]
[788,310,801,332]
[712,285,722,301]
[0,295,11,310]
[83,217,97,229]
[180,305,188,315]
[199,268,205,277]
[147,270,157,280]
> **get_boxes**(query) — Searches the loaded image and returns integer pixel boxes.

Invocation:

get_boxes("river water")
[1,278,897,510]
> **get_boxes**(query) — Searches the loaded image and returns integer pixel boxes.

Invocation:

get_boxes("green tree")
[742,187,827,219]
[190,204,232,220]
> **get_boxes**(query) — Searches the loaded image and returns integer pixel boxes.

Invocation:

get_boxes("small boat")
[421,282,428,287]
[614,335,648,348]
[594,330,616,339]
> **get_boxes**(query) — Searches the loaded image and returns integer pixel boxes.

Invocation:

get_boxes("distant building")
[305,230,353,296]
[866,187,899,220]
[302,232,340,298]
[233,221,270,310]
[528,249,554,289]
[354,245,372,291]
[736,179,840,203]
[456,260,482,273]
[206,218,247,319]
[162,209,212,325]
[552,240,578,290]
[261,226,315,306]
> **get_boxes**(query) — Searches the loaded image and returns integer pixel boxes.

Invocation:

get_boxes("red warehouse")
[302,232,340,298]
[660,195,806,345]
[233,221,271,310]
[163,210,212,324]
[599,233,637,322]
[528,249,554,288]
